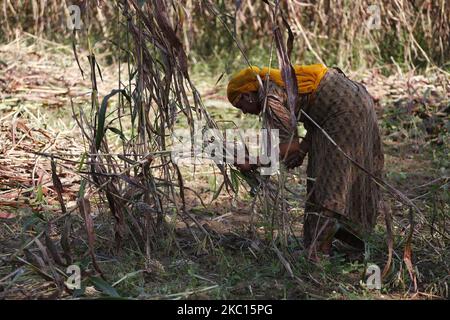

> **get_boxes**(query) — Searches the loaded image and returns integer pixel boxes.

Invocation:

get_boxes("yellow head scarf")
[227,64,328,105]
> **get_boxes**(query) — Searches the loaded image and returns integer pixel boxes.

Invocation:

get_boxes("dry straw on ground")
[0,1,448,299]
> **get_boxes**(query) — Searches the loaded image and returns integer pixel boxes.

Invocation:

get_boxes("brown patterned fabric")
[258,81,298,145]
[257,68,384,255]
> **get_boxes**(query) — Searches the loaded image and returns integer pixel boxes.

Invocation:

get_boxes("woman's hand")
[280,135,310,169]
[284,150,307,169]
[234,155,258,172]
[280,141,303,169]
[235,162,257,172]
[234,92,260,115]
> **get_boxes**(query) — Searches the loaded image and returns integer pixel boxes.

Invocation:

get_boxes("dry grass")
[0,0,449,300]
[1,1,449,69]
[0,26,448,299]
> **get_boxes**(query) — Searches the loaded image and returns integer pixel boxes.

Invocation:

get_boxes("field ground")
[0,36,449,299]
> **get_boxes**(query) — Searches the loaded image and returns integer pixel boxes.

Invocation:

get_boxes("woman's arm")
[290,130,311,168]
[235,83,307,171]
[263,84,306,169]
[281,133,310,169]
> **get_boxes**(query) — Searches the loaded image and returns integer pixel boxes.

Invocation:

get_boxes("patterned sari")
[258,68,384,255]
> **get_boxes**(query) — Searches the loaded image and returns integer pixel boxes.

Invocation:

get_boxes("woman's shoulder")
[258,80,287,102]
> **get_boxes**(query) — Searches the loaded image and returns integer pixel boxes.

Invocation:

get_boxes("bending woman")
[227,64,385,260]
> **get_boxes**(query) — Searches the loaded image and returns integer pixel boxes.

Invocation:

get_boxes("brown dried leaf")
[403,207,418,292]
[60,214,73,265]
[274,27,298,128]
[51,157,66,214]
[78,196,103,275]
[44,226,65,267]
[153,0,189,78]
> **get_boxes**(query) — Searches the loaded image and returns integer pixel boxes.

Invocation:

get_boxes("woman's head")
[227,64,328,111]
[227,66,259,97]
[234,92,260,114]
[227,66,262,114]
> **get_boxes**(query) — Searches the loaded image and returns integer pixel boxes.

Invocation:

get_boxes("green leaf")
[108,127,127,142]
[35,184,44,203]
[22,213,43,232]
[90,276,120,298]
[230,168,240,193]
[95,89,130,150]
[72,282,87,298]
[208,174,217,192]
[78,179,87,198]
[212,181,224,201]
[77,152,87,172]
